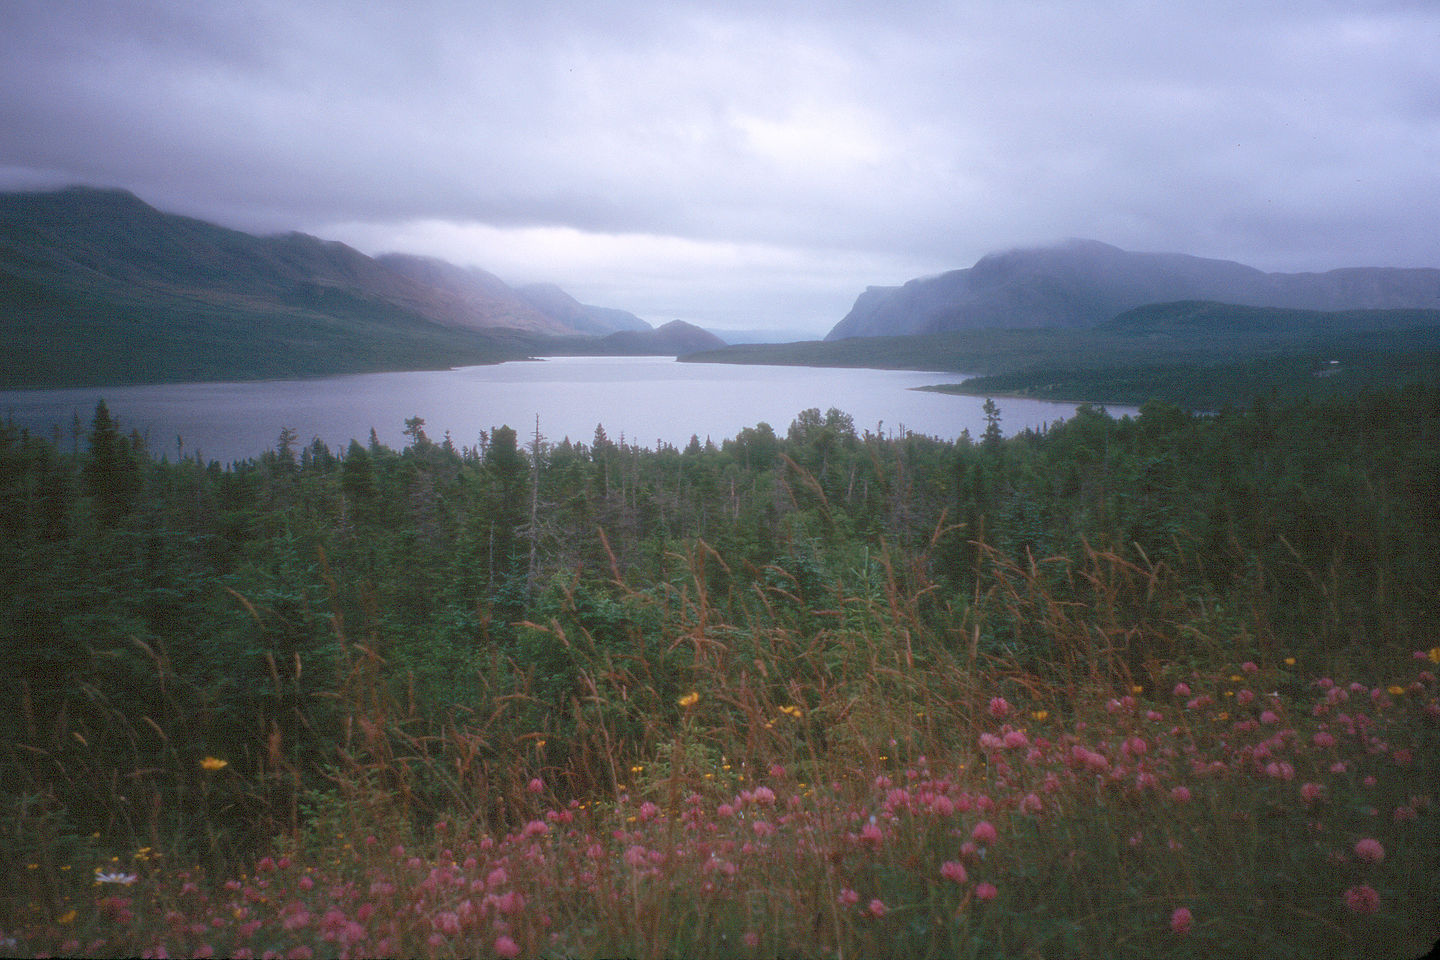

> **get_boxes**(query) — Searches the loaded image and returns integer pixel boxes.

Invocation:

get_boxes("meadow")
[2,389,1437,958]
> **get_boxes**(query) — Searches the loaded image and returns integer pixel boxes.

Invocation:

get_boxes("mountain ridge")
[0,186,652,339]
[0,186,679,388]
[826,238,1440,340]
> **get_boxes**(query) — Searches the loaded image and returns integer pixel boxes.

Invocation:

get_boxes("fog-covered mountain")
[0,186,668,387]
[826,239,1440,340]
[514,282,651,336]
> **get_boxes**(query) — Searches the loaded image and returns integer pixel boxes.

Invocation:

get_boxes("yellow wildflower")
[1429,647,1440,665]
[1228,675,1243,683]
[779,705,803,718]
[1284,657,1296,666]
[58,909,77,925]
[1388,685,1406,696]
[1031,710,1049,722]
[678,691,699,708]
[200,756,228,771]
[1131,685,1144,694]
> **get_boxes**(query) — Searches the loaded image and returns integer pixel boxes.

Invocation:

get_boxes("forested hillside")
[2,390,1437,957]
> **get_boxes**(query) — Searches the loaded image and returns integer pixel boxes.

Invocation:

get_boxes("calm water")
[0,356,1134,463]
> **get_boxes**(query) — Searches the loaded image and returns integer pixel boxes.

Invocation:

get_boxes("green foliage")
[687,304,1440,409]
[0,387,1436,897]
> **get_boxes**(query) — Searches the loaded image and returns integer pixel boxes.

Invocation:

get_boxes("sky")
[2,0,1437,335]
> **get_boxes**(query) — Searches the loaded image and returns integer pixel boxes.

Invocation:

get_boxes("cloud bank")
[3,0,1437,333]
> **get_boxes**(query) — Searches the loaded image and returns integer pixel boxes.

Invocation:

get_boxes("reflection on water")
[0,356,1135,464]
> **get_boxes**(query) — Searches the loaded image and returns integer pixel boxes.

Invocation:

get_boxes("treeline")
[1,387,1437,866]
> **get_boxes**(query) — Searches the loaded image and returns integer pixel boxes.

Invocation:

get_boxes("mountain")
[594,320,725,355]
[372,254,564,334]
[826,239,1440,340]
[0,186,658,387]
[514,283,651,335]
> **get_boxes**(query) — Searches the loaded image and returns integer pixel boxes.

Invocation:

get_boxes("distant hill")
[595,320,725,355]
[826,239,1440,340]
[687,299,1440,406]
[0,186,661,387]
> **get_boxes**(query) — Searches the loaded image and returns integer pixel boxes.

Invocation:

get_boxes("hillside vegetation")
[689,301,1440,408]
[1,387,1437,957]
[0,187,674,389]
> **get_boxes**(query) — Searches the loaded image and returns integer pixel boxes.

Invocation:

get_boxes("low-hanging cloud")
[2,0,1437,332]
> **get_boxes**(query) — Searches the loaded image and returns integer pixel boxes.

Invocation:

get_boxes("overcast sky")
[2,0,1437,334]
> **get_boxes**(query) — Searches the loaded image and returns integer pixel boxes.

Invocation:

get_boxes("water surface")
[0,356,1134,463]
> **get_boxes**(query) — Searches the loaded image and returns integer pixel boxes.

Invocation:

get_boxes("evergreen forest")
[2,388,1438,958]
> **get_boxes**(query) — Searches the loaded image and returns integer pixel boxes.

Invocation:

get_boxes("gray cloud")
[2,0,1437,332]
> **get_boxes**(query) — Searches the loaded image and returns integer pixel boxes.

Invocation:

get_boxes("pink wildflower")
[868,898,887,917]
[1173,682,1191,697]
[1242,661,1258,673]
[1344,885,1381,915]
[1260,709,1279,724]
[940,860,968,883]
[838,888,859,907]
[971,820,998,845]
[494,935,521,958]
[975,882,998,902]
[988,697,1011,719]
[1170,785,1192,803]
[1300,782,1324,803]
[528,777,544,793]
[1170,906,1193,934]
[1353,838,1385,863]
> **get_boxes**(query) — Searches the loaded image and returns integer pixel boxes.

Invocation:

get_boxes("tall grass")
[2,533,1437,958]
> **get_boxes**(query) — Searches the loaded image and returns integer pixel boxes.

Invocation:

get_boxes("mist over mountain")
[826,239,1440,340]
[514,283,652,336]
[0,186,670,387]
